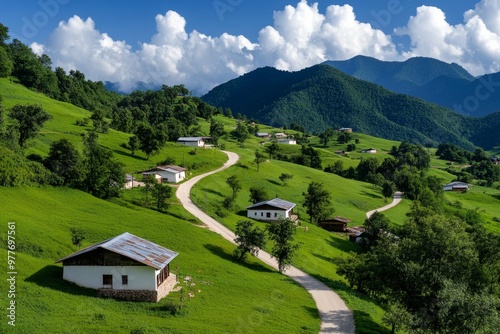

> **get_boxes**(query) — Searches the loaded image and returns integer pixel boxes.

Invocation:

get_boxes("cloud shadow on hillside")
[26,265,97,297]
[204,244,274,273]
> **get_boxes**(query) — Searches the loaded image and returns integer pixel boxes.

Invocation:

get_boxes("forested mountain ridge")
[324,55,500,117]
[203,64,500,150]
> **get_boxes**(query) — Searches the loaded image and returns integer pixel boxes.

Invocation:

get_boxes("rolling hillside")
[203,64,500,150]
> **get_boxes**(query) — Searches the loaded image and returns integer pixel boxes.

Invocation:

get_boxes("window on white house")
[103,274,112,286]
[266,212,271,218]
[122,275,128,285]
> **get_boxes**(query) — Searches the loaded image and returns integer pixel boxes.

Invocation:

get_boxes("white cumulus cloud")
[31,0,500,94]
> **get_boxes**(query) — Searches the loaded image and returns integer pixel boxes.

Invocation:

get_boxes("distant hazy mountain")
[324,56,500,117]
[202,64,500,150]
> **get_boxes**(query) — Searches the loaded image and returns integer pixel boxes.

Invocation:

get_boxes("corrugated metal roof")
[56,232,178,270]
[157,165,186,173]
[177,137,204,142]
[247,198,296,211]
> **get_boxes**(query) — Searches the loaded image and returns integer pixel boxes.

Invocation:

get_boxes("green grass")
[0,187,320,334]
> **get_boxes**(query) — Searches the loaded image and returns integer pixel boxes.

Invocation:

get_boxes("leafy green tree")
[346,143,356,152]
[382,181,396,199]
[80,131,125,198]
[249,186,268,204]
[8,104,52,147]
[233,220,266,261]
[302,181,333,224]
[70,228,86,250]
[337,132,351,144]
[44,139,83,186]
[254,149,266,172]
[232,121,251,144]
[209,119,225,145]
[152,182,172,212]
[325,160,344,176]
[226,174,241,199]
[135,123,165,159]
[0,46,13,77]
[267,218,301,273]
[279,173,293,186]
[362,212,390,250]
[128,135,139,155]
[319,128,335,146]
[141,175,155,207]
[0,23,9,45]
[300,145,322,169]
[265,141,281,159]
[382,302,413,334]
[90,109,109,133]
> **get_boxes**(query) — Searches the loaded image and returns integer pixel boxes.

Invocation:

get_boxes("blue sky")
[1,1,499,94]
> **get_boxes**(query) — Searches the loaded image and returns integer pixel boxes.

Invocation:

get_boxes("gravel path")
[176,151,355,334]
[366,191,404,218]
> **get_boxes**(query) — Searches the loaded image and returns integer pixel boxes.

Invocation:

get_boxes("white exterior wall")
[179,140,203,147]
[157,171,185,183]
[247,209,290,221]
[63,266,157,291]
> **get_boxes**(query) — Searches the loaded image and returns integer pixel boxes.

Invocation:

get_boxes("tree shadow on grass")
[112,149,148,161]
[361,190,383,200]
[353,310,390,334]
[204,244,274,273]
[326,235,360,253]
[266,179,282,186]
[200,187,225,198]
[25,265,97,297]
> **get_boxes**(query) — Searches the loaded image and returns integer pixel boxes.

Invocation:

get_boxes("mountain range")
[202,64,500,151]
[323,56,500,117]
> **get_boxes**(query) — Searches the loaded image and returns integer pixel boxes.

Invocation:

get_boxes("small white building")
[443,181,470,192]
[56,232,178,302]
[142,165,187,183]
[277,139,297,145]
[273,132,287,139]
[361,148,377,154]
[247,198,296,221]
[177,137,206,147]
[256,132,270,139]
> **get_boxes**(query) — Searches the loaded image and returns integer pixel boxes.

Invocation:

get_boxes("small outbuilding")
[177,137,207,147]
[256,132,270,139]
[319,216,351,232]
[361,148,377,154]
[277,139,297,145]
[443,181,470,192]
[247,198,297,221]
[142,165,187,183]
[56,232,178,302]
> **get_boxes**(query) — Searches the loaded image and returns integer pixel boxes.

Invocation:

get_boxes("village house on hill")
[247,198,297,222]
[141,165,187,183]
[56,232,178,302]
[177,137,209,147]
[319,216,351,232]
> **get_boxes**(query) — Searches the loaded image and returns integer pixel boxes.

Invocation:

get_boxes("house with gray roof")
[141,165,187,183]
[247,198,297,221]
[56,232,178,302]
[177,137,208,147]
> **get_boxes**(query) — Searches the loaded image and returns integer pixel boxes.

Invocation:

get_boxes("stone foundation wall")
[97,274,177,302]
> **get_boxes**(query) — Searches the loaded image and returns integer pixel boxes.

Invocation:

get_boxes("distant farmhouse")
[319,216,351,232]
[247,198,297,222]
[256,132,270,139]
[361,148,377,154]
[443,181,470,192]
[277,139,297,145]
[177,137,210,147]
[339,127,352,133]
[56,232,178,302]
[273,132,287,139]
[141,165,187,184]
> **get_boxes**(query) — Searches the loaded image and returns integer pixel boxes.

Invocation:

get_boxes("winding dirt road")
[176,151,355,334]
[366,191,404,218]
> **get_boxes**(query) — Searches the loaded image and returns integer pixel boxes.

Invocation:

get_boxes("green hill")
[202,64,500,150]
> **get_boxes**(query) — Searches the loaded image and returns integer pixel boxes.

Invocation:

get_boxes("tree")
[267,218,301,273]
[152,182,172,212]
[128,135,139,155]
[90,110,109,133]
[254,149,266,172]
[382,302,413,334]
[226,174,241,199]
[362,211,390,250]
[70,228,86,249]
[135,123,165,159]
[382,181,396,199]
[346,143,356,152]
[232,121,251,144]
[300,145,322,169]
[233,220,266,261]
[80,131,125,198]
[337,132,351,144]
[0,46,13,77]
[209,119,225,145]
[141,175,156,207]
[302,181,333,224]
[8,104,52,147]
[249,186,268,204]
[319,128,335,146]
[265,141,280,159]
[279,173,293,186]
[45,139,82,186]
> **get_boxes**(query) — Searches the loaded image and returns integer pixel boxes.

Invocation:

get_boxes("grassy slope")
[0,187,320,334]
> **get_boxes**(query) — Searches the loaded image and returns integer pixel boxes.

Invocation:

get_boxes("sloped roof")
[142,165,186,174]
[247,198,296,211]
[177,137,204,142]
[56,232,178,270]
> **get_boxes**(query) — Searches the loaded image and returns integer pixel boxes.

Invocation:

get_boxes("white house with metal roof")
[142,165,187,183]
[247,198,296,221]
[56,232,178,302]
[177,137,206,147]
